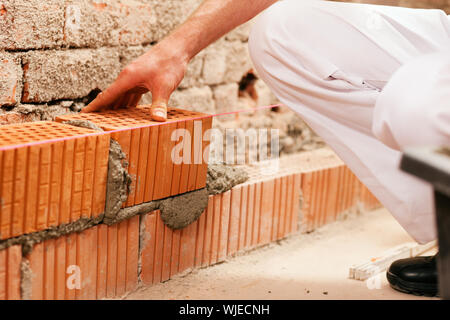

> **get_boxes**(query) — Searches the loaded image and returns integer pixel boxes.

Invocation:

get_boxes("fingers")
[127,93,143,109]
[112,94,130,110]
[81,70,135,113]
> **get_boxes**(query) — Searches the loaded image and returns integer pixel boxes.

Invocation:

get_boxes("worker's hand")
[81,43,189,121]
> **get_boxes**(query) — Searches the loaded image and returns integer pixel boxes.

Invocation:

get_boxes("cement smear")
[105,188,209,229]
[62,119,104,132]
[159,188,209,229]
[20,260,33,301]
[207,164,249,195]
[104,139,133,221]
[0,215,104,255]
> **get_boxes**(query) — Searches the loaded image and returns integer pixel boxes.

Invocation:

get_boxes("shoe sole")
[386,271,438,297]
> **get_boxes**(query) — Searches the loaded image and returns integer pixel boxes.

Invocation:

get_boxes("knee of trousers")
[372,53,450,150]
[248,0,325,81]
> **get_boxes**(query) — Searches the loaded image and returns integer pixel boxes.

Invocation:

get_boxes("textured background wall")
[0,0,279,125]
[1,0,449,126]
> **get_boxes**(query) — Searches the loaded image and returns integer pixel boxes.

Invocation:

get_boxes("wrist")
[157,31,196,66]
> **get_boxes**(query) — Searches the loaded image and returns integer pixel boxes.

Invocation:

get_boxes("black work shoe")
[387,254,438,297]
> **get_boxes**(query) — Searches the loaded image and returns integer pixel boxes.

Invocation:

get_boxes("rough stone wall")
[0,0,279,125]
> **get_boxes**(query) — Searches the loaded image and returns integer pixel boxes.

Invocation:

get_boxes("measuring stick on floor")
[349,241,437,281]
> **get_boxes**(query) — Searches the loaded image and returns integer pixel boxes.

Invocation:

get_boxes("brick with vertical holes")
[57,106,213,207]
[0,121,109,240]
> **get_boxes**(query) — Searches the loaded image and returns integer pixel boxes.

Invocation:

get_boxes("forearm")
[163,0,278,62]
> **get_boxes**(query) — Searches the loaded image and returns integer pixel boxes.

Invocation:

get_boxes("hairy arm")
[82,0,277,118]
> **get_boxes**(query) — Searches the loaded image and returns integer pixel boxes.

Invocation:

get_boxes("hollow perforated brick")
[56,106,213,207]
[0,121,110,240]
[140,170,302,286]
[0,245,21,300]
[26,215,139,300]
[241,149,380,233]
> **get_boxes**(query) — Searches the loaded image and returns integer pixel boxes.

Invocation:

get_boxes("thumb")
[151,89,171,122]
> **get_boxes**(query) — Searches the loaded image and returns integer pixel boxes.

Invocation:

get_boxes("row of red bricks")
[0,153,381,300]
[0,107,212,240]
[0,170,301,300]
[301,164,380,233]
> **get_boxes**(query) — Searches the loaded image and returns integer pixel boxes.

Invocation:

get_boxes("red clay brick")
[126,128,141,206]
[96,225,108,300]
[54,236,67,300]
[210,195,222,265]
[57,107,212,207]
[277,176,288,237]
[244,183,255,249]
[217,191,231,262]
[178,121,191,195]
[284,175,295,236]
[57,106,212,206]
[1,148,13,239]
[59,139,75,226]
[300,172,313,233]
[144,126,159,203]
[152,213,165,284]
[179,220,198,273]
[186,120,198,193]
[291,173,302,234]
[81,135,97,219]
[227,187,241,256]
[171,121,185,196]
[201,198,214,267]
[48,141,63,227]
[154,122,176,200]
[140,212,157,286]
[65,233,77,300]
[170,229,182,278]
[0,121,109,240]
[27,217,139,300]
[251,183,262,247]
[237,185,248,251]
[135,126,150,204]
[161,224,173,282]
[196,117,213,189]
[0,245,21,300]
[126,216,140,293]
[259,180,275,245]
[194,210,207,268]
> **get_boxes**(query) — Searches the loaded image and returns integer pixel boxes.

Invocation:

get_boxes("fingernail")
[154,110,165,118]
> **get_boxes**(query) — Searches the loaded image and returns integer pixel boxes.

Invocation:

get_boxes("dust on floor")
[125,208,437,300]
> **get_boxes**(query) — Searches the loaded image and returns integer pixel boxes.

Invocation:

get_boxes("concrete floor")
[126,208,437,300]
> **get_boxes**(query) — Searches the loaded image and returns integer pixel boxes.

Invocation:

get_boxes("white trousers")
[249,0,450,244]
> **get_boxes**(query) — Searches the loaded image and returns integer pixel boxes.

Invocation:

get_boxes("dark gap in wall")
[85,88,102,105]
[238,71,258,101]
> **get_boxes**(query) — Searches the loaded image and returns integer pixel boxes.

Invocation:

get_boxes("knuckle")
[120,65,137,78]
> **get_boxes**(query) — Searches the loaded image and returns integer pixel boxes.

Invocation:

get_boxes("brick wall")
[0,111,380,299]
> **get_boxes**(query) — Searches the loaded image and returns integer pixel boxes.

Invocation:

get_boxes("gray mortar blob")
[206,164,249,195]
[62,119,104,132]
[159,188,209,229]
[104,139,132,221]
